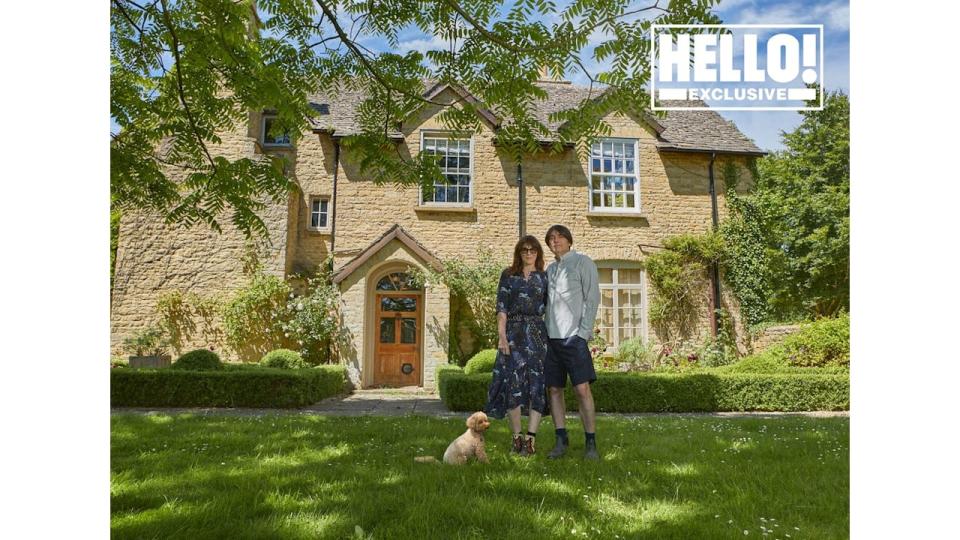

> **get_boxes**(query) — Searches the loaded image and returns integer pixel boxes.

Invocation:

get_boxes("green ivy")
[412,249,502,363]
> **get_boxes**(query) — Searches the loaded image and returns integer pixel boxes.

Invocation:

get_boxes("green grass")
[112,414,848,539]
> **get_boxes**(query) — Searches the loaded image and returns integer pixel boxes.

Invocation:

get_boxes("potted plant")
[124,326,172,368]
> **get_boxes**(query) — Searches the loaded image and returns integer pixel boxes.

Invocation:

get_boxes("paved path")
[112,388,849,418]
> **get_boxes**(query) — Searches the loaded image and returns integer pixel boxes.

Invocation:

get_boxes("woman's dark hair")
[545,224,573,246]
[506,235,545,275]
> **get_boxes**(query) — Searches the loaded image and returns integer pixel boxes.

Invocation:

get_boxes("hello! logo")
[651,24,824,111]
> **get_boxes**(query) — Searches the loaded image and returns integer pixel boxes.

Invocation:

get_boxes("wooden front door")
[373,293,421,386]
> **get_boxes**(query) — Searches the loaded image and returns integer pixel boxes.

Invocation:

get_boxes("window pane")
[613,193,624,207]
[602,142,612,157]
[626,160,634,174]
[459,156,470,169]
[592,158,600,172]
[626,194,635,208]
[598,268,613,284]
[601,289,614,306]
[619,269,642,284]
[603,159,611,173]
[381,297,417,312]
[424,139,436,152]
[592,192,601,208]
[459,187,470,202]
[435,187,446,202]
[311,212,319,228]
[380,319,395,343]
[592,143,601,156]
[401,318,416,344]
[318,212,327,228]
[625,144,635,158]
[603,193,611,207]
[447,186,458,202]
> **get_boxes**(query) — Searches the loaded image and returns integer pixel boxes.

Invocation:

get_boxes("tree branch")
[158,0,218,170]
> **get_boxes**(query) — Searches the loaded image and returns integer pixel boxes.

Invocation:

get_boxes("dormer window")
[262,114,291,147]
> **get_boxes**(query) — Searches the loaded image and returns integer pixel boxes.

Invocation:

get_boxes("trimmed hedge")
[172,349,222,371]
[463,349,497,374]
[437,366,848,412]
[260,349,308,369]
[111,364,348,408]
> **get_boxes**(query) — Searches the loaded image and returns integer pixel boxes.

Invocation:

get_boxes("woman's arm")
[497,312,509,354]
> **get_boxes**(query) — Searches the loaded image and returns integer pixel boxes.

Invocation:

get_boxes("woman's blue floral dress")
[485,269,549,418]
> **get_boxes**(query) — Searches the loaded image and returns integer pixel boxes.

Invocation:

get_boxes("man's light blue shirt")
[545,249,601,341]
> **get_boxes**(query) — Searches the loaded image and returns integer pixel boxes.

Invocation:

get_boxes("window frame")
[308,196,330,232]
[418,130,474,208]
[261,114,292,148]
[588,138,641,213]
[597,263,648,351]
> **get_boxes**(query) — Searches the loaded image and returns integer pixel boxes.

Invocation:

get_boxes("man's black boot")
[584,438,600,460]
[547,437,568,459]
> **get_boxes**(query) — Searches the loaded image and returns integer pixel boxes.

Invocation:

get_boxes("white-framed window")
[419,132,473,205]
[309,197,329,230]
[262,114,291,147]
[597,264,647,350]
[589,139,640,211]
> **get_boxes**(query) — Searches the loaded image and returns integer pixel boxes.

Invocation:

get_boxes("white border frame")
[597,263,648,351]
[418,130,475,208]
[308,195,331,232]
[650,24,825,111]
[587,138,642,213]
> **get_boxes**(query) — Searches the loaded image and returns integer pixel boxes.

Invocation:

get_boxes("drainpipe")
[708,151,721,337]
[517,157,525,238]
[330,139,340,263]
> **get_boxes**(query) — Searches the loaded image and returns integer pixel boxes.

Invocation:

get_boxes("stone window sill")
[415,205,476,214]
[306,228,332,235]
[586,211,648,219]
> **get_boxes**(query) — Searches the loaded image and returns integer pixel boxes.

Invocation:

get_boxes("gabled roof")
[306,80,765,156]
[331,224,443,284]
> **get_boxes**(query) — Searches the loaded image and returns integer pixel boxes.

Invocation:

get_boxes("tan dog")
[415,412,491,465]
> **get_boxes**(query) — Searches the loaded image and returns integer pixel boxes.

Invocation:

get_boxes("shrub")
[111,365,348,408]
[437,369,849,412]
[716,349,790,373]
[614,337,658,371]
[172,349,222,371]
[111,357,129,369]
[123,325,170,357]
[781,313,850,368]
[463,349,497,374]
[260,349,307,369]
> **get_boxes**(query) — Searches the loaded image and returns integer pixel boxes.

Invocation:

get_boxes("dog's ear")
[466,412,479,430]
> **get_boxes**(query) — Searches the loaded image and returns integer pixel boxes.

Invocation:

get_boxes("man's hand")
[563,335,585,347]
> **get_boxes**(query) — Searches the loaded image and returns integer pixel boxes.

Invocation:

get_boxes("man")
[543,224,601,460]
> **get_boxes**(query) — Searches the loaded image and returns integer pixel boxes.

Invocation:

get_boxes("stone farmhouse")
[111,78,764,390]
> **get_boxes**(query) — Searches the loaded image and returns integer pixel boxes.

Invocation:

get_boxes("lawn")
[111,413,848,539]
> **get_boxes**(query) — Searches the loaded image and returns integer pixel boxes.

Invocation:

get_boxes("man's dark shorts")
[545,336,597,388]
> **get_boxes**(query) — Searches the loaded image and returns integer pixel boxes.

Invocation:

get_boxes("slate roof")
[306,80,764,155]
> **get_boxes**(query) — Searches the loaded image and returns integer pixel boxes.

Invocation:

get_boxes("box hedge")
[111,364,348,408]
[437,366,848,412]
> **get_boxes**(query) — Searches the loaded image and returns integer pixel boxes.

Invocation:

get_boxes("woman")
[484,235,549,456]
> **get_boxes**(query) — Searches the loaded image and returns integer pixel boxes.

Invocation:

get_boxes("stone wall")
[110,111,290,359]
